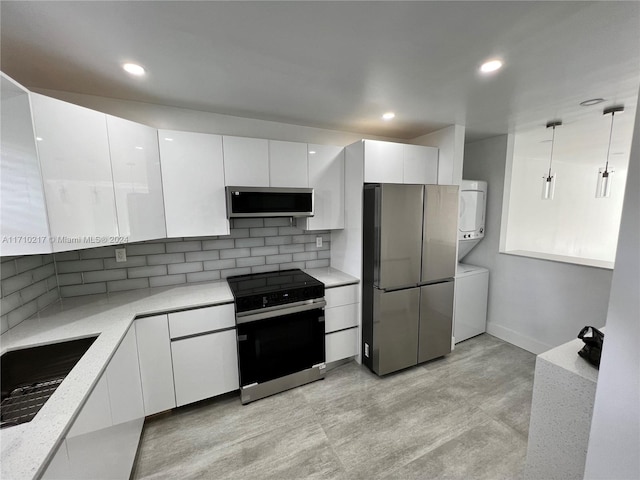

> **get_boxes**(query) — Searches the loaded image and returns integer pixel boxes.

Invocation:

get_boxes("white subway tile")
[202,239,234,250]
[318,250,330,260]
[186,270,221,283]
[185,250,220,262]
[147,253,186,265]
[125,243,165,256]
[104,255,147,269]
[127,265,168,278]
[42,255,55,265]
[305,242,330,252]
[57,273,83,286]
[1,260,17,279]
[278,226,305,235]
[1,315,8,334]
[7,301,38,328]
[251,265,279,274]
[250,246,279,256]
[19,279,48,303]
[220,267,252,279]
[292,234,315,244]
[305,259,330,268]
[236,256,266,267]
[83,269,127,283]
[265,236,293,246]
[1,256,19,263]
[31,263,55,282]
[264,218,292,227]
[293,252,317,262]
[279,244,305,254]
[203,259,236,271]
[2,271,34,295]
[234,237,265,248]
[233,218,264,228]
[47,276,59,291]
[166,241,202,253]
[149,274,187,287]
[79,246,117,259]
[107,278,149,292]
[250,227,278,237]
[279,262,306,270]
[266,254,293,265]
[220,248,251,259]
[168,262,203,275]
[54,251,80,261]
[56,259,104,274]
[228,228,249,238]
[1,291,22,316]
[60,282,107,298]
[16,255,43,274]
[36,289,59,311]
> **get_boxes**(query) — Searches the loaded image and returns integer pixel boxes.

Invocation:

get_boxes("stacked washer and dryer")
[454,180,489,343]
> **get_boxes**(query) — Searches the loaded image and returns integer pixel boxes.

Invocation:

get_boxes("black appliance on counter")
[227,269,326,404]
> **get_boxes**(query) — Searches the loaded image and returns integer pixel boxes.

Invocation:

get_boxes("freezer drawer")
[418,281,454,363]
[372,287,419,375]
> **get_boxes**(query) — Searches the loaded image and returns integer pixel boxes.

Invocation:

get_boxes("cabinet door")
[67,375,111,438]
[171,329,239,407]
[222,136,269,187]
[269,140,308,187]
[159,130,229,237]
[304,144,344,230]
[135,315,176,416]
[364,140,403,184]
[0,76,52,255]
[41,441,70,480]
[31,94,118,252]
[105,326,144,425]
[106,115,166,243]
[403,144,438,184]
[326,328,358,363]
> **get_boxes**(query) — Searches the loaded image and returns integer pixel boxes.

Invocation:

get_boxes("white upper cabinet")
[269,140,308,187]
[0,75,52,255]
[223,136,269,187]
[363,140,438,185]
[364,140,404,184]
[106,115,166,243]
[158,129,229,237]
[299,144,344,231]
[30,93,118,252]
[403,144,438,184]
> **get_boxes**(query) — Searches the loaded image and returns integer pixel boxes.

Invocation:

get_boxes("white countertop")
[538,336,599,383]
[0,267,358,480]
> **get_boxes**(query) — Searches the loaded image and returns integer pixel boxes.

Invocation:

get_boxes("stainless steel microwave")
[225,186,314,218]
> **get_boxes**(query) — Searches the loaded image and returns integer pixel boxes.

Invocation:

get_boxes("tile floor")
[132,334,535,480]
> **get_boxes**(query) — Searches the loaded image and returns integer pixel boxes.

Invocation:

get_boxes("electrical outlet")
[115,248,127,263]
[316,237,322,248]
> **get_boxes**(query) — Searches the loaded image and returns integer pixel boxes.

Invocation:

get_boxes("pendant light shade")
[596,106,623,198]
[542,120,562,200]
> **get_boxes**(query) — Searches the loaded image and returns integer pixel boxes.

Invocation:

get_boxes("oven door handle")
[236,300,326,324]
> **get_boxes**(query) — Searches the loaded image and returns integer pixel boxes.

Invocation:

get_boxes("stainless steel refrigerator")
[362,184,459,375]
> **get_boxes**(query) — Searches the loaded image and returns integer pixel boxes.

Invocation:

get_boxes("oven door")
[236,301,325,387]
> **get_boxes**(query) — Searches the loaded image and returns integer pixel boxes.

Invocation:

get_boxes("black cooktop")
[227,269,324,313]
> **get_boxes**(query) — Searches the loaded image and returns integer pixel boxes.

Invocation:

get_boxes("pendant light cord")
[547,125,556,179]
[604,112,615,173]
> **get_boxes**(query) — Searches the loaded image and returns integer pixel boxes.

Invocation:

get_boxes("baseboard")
[486,323,553,355]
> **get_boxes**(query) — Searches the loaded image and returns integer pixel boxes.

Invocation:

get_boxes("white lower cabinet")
[171,329,239,407]
[51,325,145,480]
[324,284,360,362]
[135,314,176,416]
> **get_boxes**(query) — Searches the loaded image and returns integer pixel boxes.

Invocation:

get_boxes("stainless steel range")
[227,269,326,404]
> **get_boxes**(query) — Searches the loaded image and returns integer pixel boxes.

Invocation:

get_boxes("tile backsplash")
[53,218,330,298]
[1,254,60,334]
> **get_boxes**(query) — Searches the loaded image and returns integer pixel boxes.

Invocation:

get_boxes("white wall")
[584,92,640,480]
[31,88,402,146]
[412,124,465,185]
[462,135,613,353]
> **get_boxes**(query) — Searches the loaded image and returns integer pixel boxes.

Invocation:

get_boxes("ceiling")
[1,1,639,142]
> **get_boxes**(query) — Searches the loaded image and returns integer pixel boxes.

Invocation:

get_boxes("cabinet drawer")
[325,284,358,308]
[168,303,235,339]
[325,303,359,333]
[326,327,358,363]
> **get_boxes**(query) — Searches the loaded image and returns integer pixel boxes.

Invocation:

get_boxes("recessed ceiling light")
[382,112,395,120]
[308,150,316,155]
[135,146,144,150]
[580,98,605,107]
[480,59,503,73]
[36,137,43,141]
[164,138,173,142]
[122,63,145,76]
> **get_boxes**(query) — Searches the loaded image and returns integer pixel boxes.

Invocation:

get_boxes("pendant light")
[596,105,624,198]
[542,120,562,200]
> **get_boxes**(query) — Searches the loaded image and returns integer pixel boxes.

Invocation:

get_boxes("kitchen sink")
[1,336,98,428]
